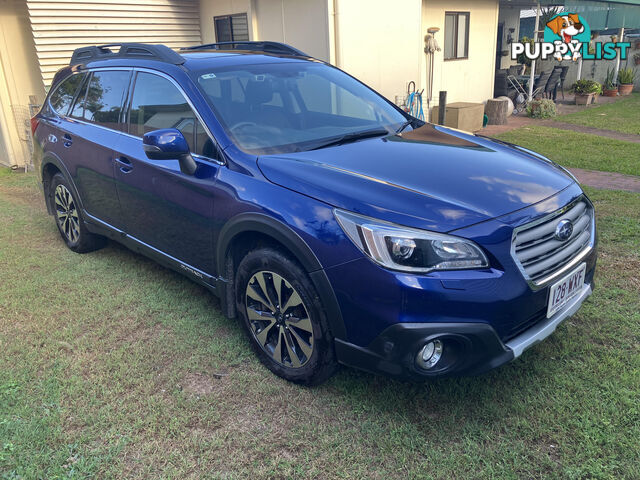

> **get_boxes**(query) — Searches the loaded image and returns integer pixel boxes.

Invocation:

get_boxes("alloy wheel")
[245,271,314,368]
[54,184,80,244]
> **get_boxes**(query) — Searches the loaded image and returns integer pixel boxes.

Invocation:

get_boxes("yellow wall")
[200,0,330,61]
[254,0,329,61]
[333,0,423,102]
[0,0,45,167]
[200,0,256,43]
[421,0,499,107]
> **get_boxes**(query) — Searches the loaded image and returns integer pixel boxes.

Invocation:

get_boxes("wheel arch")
[217,212,347,340]
[41,155,84,216]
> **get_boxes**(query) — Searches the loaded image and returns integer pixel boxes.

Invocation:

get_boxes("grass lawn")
[556,93,640,135]
[495,126,640,177]
[1,169,639,479]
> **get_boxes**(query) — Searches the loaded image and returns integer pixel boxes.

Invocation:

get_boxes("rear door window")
[70,70,131,130]
[49,73,86,116]
[128,72,214,158]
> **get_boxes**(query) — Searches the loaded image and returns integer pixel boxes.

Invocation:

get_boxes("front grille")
[512,197,594,287]
[504,308,547,342]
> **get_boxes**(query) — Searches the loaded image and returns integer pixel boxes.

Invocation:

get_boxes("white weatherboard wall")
[333,0,423,101]
[27,0,202,86]
[421,0,499,105]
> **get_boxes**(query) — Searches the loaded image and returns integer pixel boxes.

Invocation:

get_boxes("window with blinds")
[214,13,250,42]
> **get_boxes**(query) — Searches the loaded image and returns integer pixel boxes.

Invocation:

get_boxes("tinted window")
[71,70,130,130]
[129,72,214,157]
[49,73,86,115]
[194,63,407,154]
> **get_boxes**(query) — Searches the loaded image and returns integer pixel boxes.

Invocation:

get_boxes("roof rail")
[70,43,184,66]
[181,41,308,57]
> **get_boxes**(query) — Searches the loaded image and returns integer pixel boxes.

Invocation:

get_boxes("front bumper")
[335,281,593,380]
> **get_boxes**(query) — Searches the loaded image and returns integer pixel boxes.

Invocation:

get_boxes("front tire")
[236,248,338,385]
[50,173,106,253]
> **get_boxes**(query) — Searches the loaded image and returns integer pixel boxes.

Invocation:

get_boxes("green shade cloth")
[563,1,640,29]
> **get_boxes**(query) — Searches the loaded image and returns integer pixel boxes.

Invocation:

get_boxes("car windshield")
[192,62,408,155]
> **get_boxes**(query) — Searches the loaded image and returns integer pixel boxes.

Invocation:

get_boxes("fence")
[9,97,40,171]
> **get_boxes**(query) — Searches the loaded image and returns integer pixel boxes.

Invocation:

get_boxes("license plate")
[547,263,586,318]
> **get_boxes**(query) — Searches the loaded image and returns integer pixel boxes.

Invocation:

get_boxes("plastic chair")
[545,67,563,100]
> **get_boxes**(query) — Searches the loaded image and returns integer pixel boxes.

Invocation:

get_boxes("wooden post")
[438,91,447,125]
[528,0,541,101]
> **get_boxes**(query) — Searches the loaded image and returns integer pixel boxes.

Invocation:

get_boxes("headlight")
[334,209,489,273]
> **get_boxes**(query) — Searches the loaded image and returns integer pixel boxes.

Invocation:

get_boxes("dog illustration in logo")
[547,13,585,61]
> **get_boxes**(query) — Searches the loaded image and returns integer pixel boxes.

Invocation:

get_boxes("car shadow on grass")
[97,237,564,429]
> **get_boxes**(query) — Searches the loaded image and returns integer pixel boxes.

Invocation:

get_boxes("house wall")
[27,0,201,87]
[498,5,521,70]
[200,0,256,43]
[254,0,330,61]
[199,0,501,107]
[0,0,45,167]
[332,0,423,102]
[421,0,499,107]
[200,0,330,62]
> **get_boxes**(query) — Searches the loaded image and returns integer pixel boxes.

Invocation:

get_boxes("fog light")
[416,339,443,370]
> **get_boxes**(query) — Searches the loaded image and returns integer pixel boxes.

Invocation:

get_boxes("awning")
[565,1,640,29]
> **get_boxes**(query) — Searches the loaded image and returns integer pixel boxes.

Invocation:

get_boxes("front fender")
[216,212,348,340]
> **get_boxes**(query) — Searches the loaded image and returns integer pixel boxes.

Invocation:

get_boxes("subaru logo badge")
[555,219,573,241]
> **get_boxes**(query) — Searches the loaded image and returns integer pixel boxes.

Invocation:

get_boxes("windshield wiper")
[307,128,390,151]
[395,120,414,134]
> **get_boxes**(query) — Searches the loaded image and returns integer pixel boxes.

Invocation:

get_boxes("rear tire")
[236,248,338,385]
[50,173,106,253]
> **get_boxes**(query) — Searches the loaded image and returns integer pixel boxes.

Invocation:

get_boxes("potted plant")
[617,68,636,95]
[516,37,534,71]
[603,67,618,96]
[635,53,640,66]
[570,80,602,105]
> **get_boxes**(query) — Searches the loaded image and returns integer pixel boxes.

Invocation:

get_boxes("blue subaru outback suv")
[32,42,596,385]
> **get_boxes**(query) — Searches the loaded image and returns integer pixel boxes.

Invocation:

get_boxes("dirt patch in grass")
[181,372,226,396]
[0,182,46,211]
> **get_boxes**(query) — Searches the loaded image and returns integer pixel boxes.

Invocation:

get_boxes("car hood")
[257,124,574,232]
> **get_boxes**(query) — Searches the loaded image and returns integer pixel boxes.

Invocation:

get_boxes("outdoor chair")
[508,64,526,76]
[558,66,570,100]
[494,69,517,100]
[532,70,552,99]
[545,67,563,101]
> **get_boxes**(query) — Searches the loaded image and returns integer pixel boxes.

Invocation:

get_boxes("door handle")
[115,156,133,173]
[62,134,72,147]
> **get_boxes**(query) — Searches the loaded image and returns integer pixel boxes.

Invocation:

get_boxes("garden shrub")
[527,99,557,119]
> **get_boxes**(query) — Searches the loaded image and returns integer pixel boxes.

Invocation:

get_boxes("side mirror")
[142,129,197,175]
